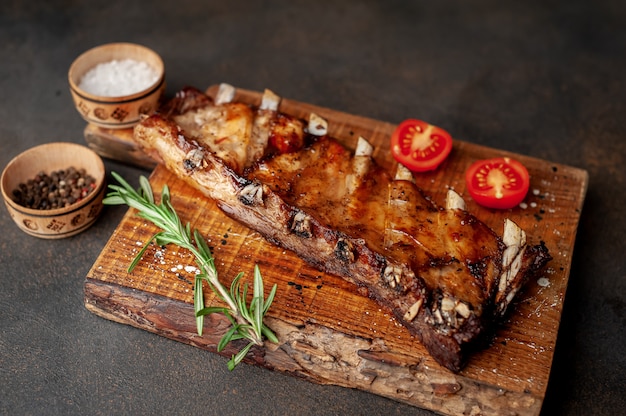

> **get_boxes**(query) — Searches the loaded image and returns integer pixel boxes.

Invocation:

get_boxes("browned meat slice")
[133,85,551,372]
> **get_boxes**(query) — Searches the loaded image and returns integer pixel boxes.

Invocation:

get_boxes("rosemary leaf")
[252,267,264,337]
[128,234,159,273]
[217,326,239,352]
[228,343,254,371]
[139,175,154,203]
[230,272,244,299]
[194,276,205,336]
[101,194,126,205]
[196,306,229,316]
[261,325,279,344]
[263,281,278,316]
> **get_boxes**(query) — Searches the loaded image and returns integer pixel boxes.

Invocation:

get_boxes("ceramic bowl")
[68,42,165,129]
[1,142,106,239]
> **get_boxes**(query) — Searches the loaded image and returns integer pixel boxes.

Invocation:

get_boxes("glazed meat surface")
[133,85,551,372]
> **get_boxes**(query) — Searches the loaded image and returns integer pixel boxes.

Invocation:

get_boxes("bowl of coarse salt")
[68,42,165,129]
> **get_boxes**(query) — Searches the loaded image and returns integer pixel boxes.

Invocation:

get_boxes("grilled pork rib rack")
[133,84,551,372]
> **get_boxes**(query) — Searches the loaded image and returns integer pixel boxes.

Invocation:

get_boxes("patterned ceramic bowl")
[68,42,165,129]
[1,142,106,239]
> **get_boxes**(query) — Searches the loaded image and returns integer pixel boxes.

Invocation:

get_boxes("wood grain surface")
[84,85,588,416]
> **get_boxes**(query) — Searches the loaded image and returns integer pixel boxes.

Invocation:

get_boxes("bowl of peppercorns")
[1,142,106,239]
[68,42,165,129]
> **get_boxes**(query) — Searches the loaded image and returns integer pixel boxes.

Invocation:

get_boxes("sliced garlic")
[307,113,328,136]
[260,89,281,111]
[355,136,373,157]
[394,163,414,182]
[445,189,466,211]
[403,299,423,322]
[215,83,236,104]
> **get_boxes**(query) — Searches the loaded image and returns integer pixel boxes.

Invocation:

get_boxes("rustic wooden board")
[84,124,157,170]
[84,85,588,416]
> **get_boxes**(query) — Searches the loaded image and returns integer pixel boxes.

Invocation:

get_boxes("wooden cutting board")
[84,84,588,416]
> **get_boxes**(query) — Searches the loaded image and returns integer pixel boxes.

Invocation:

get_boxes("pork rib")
[133,85,551,372]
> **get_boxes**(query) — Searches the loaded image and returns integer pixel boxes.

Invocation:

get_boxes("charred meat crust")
[158,86,214,117]
[132,89,552,373]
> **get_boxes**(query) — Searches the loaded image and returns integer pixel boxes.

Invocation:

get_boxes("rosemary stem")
[187,246,237,313]
[103,172,272,365]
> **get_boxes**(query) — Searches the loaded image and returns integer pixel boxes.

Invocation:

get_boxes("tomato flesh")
[390,119,453,172]
[465,157,530,209]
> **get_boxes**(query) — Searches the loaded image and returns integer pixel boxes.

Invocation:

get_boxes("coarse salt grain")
[78,58,159,97]
[537,277,550,287]
[184,265,199,274]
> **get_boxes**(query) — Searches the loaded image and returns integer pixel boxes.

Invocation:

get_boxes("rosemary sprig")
[103,172,278,370]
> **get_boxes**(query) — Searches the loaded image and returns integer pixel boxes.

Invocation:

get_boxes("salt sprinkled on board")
[537,277,550,287]
[184,265,199,274]
[79,59,159,96]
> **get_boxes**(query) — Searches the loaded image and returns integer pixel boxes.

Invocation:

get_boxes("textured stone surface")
[0,1,624,415]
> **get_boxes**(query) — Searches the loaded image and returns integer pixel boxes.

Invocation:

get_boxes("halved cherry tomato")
[390,119,453,172]
[465,157,530,209]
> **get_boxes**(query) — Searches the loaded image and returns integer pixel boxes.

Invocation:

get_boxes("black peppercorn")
[12,167,97,210]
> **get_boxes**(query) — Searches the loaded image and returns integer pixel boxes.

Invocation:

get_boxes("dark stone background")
[1,1,624,415]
